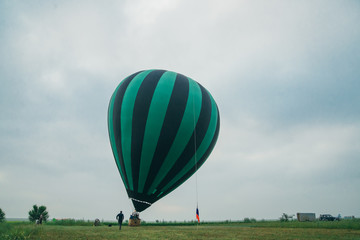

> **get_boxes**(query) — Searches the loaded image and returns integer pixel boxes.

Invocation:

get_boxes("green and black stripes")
[108,70,220,212]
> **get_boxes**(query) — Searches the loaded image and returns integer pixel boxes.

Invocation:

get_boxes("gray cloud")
[1,0,359,221]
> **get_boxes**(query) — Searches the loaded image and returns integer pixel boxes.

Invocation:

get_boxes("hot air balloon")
[108,69,220,212]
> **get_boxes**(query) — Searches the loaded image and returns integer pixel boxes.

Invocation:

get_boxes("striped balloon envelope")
[108,69,220,212]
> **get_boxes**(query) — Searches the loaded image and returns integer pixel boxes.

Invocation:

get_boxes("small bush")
[244,218,256,223]
[0,208,5,223]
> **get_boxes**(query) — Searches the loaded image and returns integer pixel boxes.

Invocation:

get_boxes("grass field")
[1,220,360,240]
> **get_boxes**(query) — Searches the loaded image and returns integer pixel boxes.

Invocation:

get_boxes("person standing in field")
[116,211,124,230]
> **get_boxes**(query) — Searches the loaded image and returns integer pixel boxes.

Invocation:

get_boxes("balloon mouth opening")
[130,198,152,212]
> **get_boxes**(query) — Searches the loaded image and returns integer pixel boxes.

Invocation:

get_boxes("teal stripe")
[147,78,202,195]
[138,71,177,193]
[121,70,153,191]
[108,80,128,189]
[159,93,219,195]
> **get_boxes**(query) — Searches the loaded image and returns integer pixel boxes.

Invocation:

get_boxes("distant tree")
[28,205,49,223]
[244,217,251,223]
[0,208,5,222]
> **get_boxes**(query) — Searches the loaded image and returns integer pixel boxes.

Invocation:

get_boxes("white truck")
[296,213,316,222]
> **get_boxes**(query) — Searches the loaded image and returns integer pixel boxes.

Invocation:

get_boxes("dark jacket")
[116,213,124,222]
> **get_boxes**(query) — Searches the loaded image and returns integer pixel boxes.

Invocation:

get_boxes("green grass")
[241,219,360,230]
[0,222,41,240]
[1,220,359,240]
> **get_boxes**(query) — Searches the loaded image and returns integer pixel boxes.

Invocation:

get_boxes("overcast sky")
[1,0,359,222]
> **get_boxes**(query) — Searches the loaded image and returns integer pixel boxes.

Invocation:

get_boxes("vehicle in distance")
[319,214,340,221]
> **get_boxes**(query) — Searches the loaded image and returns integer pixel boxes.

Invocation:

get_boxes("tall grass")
[0,222,41,240]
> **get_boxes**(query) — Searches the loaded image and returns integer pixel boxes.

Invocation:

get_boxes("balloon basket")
[128,218,141,226]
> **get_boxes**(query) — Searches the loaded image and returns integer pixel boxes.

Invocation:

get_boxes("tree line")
[0,205,49,223]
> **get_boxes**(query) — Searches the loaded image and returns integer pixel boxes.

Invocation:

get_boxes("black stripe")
[111,71,141,189]
[160,106,220,198]
[197,106,220,168]
[142,74,190,194]
[155,84,213,193]
[131,70,166,193]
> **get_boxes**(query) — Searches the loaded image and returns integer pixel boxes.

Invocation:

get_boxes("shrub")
[0,208,5,223]
[244,218,257,223]
[244,218,251,223]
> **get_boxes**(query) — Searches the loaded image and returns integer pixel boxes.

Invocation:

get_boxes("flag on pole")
[196,207,200,223]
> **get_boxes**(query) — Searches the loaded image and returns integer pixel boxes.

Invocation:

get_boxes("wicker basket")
[128,218,141,226]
